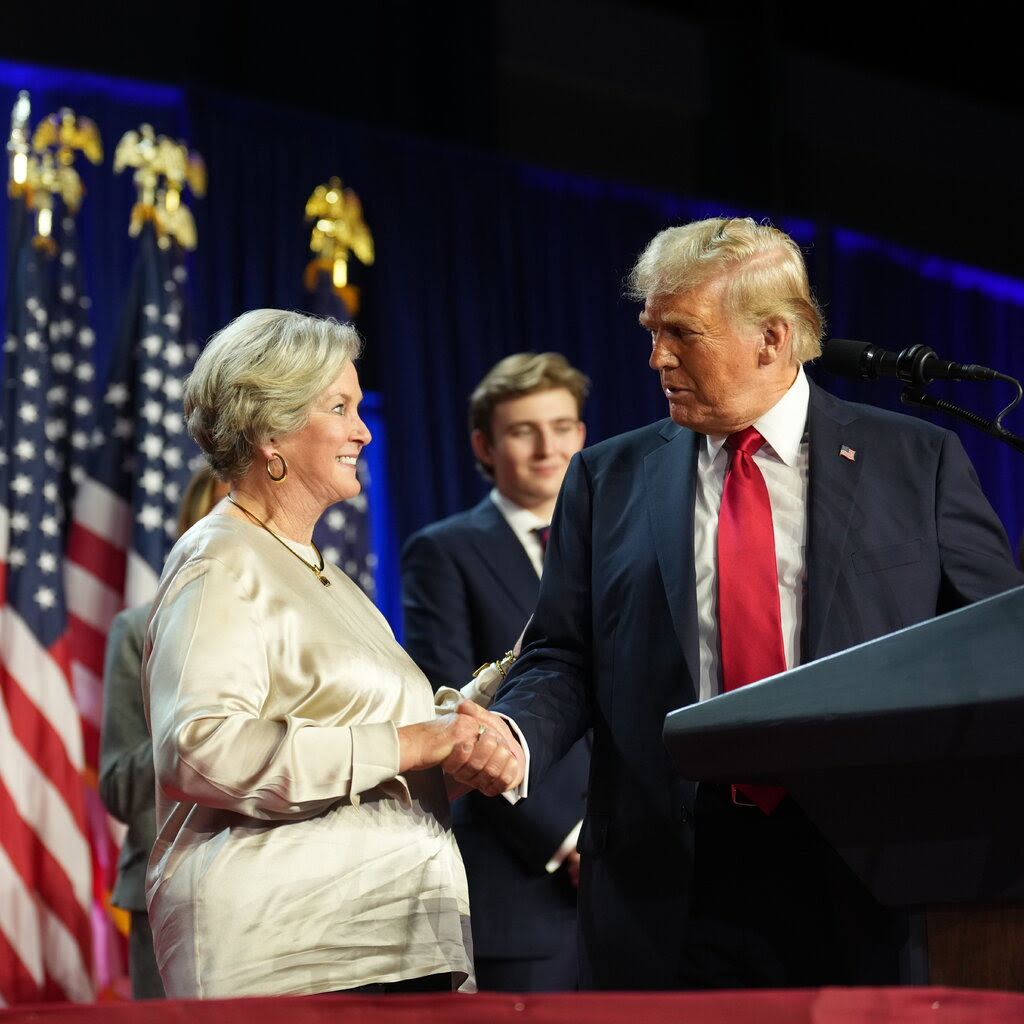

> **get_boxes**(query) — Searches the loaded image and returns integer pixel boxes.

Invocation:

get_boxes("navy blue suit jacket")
[401,497,588,967]
[491,382,1024,990]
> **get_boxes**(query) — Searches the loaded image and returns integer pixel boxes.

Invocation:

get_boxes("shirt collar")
[755,365,809,465]
[704,365,809,466]
[489,488,548,530]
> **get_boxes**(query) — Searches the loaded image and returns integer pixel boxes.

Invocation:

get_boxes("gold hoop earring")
[267,453,288,482]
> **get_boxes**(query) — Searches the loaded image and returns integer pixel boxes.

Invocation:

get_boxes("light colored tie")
[717,426,787,814]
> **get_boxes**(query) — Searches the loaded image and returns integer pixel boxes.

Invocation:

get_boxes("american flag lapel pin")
[839,444,856,462]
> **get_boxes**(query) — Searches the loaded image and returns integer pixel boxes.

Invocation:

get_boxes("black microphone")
[822,339,1001,386]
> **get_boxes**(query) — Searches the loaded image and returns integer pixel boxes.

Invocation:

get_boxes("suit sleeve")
[403,519,588,872]
[99,607,154,826]
[492,454,594,787]
[401,529,478,689]
[936,430,1024,605]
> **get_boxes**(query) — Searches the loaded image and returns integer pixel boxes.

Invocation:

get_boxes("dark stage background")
[3,3,1023,629]
[3,6,1024,1004]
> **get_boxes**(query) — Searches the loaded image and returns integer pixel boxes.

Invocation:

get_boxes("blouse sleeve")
[145,554,405,820]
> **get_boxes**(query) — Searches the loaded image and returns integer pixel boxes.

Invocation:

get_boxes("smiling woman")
[142,309,524,998]
[265,360,371,515]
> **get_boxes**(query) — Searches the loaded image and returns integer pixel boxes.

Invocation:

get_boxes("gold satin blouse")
[142,513,473,997]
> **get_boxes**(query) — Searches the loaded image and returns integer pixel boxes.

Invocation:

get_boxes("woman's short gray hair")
[184,309,362,481]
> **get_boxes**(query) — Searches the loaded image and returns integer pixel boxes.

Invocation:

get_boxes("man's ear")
[759,317,792,366]
[470,429,493,469]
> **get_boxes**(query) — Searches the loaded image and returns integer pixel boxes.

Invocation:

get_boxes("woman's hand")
[397,714,478,773]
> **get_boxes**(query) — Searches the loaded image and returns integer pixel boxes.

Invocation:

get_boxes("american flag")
[50,213,97,524]
[63,219,201,999]
[305,265,376,599]
[67,219,200,770]
[1,193,95,1003]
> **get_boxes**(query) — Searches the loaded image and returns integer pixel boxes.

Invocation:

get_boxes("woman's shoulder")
[159,513,256,585]
[171,511,248,557]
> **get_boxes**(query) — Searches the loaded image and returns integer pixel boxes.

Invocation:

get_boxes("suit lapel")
[644,423,701,687]
[467,498,539,618]
[805,382,864,660]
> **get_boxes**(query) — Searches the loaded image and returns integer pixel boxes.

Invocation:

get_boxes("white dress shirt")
[489,488,546,578]
[693,367,810,701]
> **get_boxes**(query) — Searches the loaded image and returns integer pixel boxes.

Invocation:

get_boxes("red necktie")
[717,426,787,814]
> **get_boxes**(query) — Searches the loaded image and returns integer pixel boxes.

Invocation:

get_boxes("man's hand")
[441,699,525,797]
[564,848,581,888]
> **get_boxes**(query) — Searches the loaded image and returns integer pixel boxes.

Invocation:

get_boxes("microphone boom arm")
[900,378,1024,455]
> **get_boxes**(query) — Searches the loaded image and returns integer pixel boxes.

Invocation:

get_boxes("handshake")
[443,698,526,797]
[397,698,526,797]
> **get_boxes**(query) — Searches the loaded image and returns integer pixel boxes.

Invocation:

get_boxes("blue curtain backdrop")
[3,59,1022,636]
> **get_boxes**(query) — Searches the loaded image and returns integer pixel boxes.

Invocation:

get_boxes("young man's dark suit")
[490,380,1024,990]
[402,496,589,990]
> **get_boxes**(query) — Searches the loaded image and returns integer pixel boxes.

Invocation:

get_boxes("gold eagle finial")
[7,95,103,251]
[306,177,375,282]
[114,124,205,250]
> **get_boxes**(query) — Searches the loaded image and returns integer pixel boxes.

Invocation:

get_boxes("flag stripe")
[79,718,101,788]
[0,687,93,1004]
[68,631,106,778]
[65,560,124,635]
[0,907,50,1006]
[67,478,133,549]
[68,613,112,680]
[0,689,92,904]
[39,899,94,1002]
[66,520,127,593]
[0,780,92,975]
[0,670,87,844]
[0,609,85,769]
[0,843,45,995]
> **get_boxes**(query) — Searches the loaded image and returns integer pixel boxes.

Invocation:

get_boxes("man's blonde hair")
[627,217,824,363]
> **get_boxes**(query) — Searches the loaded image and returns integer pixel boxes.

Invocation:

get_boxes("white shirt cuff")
[495,712,530,804]
[545,820,582,873]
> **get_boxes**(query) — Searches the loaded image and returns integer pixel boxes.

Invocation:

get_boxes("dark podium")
[663,584,1024,991]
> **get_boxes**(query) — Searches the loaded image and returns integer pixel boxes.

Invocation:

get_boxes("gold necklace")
[228,497,332,588]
